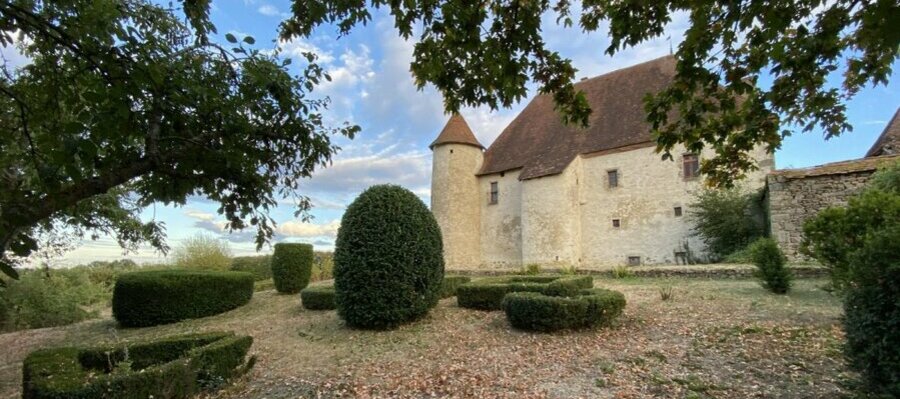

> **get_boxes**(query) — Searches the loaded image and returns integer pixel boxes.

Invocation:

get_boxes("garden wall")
[767,155,898,259]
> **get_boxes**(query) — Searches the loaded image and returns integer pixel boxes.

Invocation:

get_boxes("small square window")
[674,206,683,217]
[627,256,641,266]
[489,182,499,204]
[683,154,700,179]
[674,251,687,264]
[607,169,619,188]
[612,219,620,228]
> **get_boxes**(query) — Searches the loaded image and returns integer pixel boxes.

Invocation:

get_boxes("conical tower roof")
[430,113,484,150]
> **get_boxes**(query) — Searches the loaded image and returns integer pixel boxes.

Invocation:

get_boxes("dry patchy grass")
[0,278,851,398]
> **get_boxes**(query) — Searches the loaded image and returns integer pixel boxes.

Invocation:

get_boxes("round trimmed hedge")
[456,275,593,310]
[112,270,254,327]
[271,243,314,294]
[300,285,336,310]
[502,288,626,332]
[334,184,444,329]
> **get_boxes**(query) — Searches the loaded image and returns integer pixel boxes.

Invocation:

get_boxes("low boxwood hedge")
[22,331,254,399]
[502,288,626,332]
[456,275,593,310]
[112,270,254,328]
[300,285,336,310]
[440,276,472,298]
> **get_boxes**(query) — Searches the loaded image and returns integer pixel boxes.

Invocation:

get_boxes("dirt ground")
[0,277,853,398]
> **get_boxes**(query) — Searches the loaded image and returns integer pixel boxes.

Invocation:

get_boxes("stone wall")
[431,143,483,270]
[479,169,523,269]
[767,171,875,259]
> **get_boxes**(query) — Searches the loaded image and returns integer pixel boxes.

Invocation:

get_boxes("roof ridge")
[865,106,900,157]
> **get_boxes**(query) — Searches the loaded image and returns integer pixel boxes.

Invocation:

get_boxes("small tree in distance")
[747,238,792,294]
[171,233,232,271]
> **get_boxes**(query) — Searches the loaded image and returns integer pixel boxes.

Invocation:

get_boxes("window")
[674,251,687,265]
[627,256,641,266]
[607,169,619,188]
[489,182,499,204]
[683,154,700,179]
[674,206,683,217]
[612,219,620,228]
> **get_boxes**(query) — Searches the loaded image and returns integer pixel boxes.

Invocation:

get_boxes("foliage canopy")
[0,1,357,282]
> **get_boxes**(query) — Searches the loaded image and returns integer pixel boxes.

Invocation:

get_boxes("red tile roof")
[478,56,677,179]
[769,154,900,179]
[430,113,484,150]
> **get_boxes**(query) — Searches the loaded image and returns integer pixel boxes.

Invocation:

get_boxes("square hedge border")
[23,331,253,399]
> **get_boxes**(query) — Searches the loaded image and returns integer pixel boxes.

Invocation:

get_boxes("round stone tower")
[430,114,484,270]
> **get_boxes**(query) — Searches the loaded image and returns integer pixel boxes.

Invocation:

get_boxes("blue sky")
[11,1,900,265]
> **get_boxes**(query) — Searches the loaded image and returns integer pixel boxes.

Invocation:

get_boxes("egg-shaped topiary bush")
[271,243,314,294]
[334,184,444,329]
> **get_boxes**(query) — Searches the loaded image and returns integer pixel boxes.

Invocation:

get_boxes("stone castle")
[429,56,775,270]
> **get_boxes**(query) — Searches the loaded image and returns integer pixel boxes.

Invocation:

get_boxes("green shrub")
[22,331,253,399]
[559,265,578,275]
[543,276,594,297]
[801,162,900,396]
[1,269,108,332]
[311,251,334,282]
[172,233,232,271]
[610,265,633,279]
[659,285,675,301]
[439,275,472,298]
[300,285,336,310]
[271,243,314,294]
[721,246,753,264]
[334,185,444,329]
[748,238,792,294]
[689,188,765,259]
[253,279,275,292]
[843,226,900,396]
[112,270,254,327]
[501,288,625,332]
[456,275,594,310]
[802,189,899,291]
[230,256,271,281]
[520,263,542,275]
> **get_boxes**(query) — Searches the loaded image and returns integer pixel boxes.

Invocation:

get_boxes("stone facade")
[433,131,774,270]
[430,143,483,269]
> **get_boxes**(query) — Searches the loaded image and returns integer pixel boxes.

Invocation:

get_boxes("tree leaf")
[225,33,237,43]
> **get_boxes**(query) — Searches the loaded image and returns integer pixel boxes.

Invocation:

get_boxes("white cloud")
[277,219,341,238]
[280,39,336,64]
[319,45,375,93]
[184,210,216,222]
[305,150,431,196]
[257,4,289,18]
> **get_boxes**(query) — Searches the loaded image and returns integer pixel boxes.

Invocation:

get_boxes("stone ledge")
[447,264,828,279]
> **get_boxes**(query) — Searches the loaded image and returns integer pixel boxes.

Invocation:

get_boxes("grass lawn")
[0,278,853,398]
